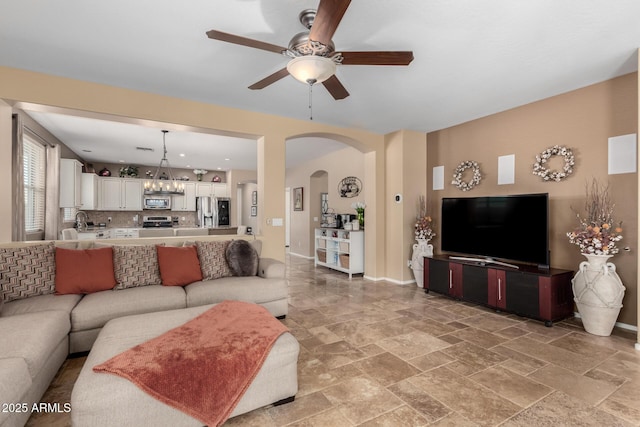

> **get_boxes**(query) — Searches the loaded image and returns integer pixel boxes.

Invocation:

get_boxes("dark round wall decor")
[338,176,362,198]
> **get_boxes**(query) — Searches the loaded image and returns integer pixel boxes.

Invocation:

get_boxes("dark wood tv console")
[423,255,574,326]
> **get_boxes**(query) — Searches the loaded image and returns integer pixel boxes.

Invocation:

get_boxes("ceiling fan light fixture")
[286,55,336,85]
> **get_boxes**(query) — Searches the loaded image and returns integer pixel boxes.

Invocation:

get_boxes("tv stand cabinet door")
[487,269,507,310]
[503,271,540,319]
[460,264,488,305]
[425,258,451,295]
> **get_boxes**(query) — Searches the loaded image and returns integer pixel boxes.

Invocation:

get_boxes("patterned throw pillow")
[0,243,56,303]
[195,240,232,280]
[112,245,162,290]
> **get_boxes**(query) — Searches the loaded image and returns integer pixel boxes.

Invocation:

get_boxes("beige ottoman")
[71,304,299,426]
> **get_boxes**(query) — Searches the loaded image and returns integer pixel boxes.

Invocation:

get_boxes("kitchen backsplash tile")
[62,210,197,228]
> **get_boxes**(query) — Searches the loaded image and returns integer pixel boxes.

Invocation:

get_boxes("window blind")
[23,134,46,232]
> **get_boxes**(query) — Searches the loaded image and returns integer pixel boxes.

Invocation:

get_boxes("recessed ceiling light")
[224,158,230,161]
[118,160,125,163]
[179,153,185,157]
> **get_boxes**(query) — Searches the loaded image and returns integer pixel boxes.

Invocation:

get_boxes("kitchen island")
[76,227,239,239]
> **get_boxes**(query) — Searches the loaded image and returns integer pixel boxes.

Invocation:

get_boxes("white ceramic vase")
[410,239,433,288]
[571,253,625,336]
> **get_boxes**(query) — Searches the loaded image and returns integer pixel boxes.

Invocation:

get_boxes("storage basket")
[339,254,350,269]
[317,239,326,249]
[339,242,349,252]
[317,250,327,263]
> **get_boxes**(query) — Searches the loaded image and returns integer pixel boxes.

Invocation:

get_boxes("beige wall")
[286,145,365,257]
[0,66,384,266]
[384,130,428,284]
[427,73,638,326]
[227,169,257,228]
[238,182,259,232]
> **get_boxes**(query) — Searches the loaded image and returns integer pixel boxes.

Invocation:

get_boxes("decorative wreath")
[532,145,575,182]
[452,160,482,191]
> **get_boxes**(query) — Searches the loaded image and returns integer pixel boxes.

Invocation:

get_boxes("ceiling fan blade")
[206,30,287,54]
[322,75,350,100]
[340,51,414,66]
[248,68,290,90]
[309,0,351,46]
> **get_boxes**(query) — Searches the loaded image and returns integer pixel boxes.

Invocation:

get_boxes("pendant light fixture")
[143,130,185,195]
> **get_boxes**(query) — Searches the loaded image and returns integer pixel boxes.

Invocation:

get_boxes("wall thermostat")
[394,193,402,203]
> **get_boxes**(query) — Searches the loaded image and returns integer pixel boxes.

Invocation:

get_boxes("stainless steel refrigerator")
[196,196,230,228]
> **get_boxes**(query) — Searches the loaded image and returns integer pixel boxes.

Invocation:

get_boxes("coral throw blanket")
[93,300,288,427]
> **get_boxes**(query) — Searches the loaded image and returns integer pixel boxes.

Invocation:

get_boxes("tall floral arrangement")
[414,195,435,241]
[567,179,623,255]
[351,201,366,227]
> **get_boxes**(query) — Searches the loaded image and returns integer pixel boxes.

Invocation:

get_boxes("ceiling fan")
[206,0,414,100]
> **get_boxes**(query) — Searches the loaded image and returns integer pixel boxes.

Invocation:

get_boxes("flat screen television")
[441,193,549,268]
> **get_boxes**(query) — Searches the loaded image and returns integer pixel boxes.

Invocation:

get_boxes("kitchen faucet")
[75,211,88,230]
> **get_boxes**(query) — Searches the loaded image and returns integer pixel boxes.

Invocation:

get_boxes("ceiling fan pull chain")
[307,79,316,121]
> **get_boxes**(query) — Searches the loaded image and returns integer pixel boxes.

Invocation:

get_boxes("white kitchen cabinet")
[196,182,214,197]
[77,229,111,240]
[172,182,196,211]
[59,159,83,208]
[80,173,99,210]
[111,228,140,239]
[196,182,228,198]
[100,177,143,211]
[212,183,229,198]
[314,228,364,279]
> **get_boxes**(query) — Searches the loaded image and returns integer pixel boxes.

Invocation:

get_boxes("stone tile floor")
[28,255,640,426]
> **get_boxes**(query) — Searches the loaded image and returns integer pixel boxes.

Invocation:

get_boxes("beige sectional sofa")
[0,236,287,427]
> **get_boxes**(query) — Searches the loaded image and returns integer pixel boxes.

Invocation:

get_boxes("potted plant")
[409,196,435,288]
[351,201,366,229]
[193,169,208,181]
[567,179,625,336]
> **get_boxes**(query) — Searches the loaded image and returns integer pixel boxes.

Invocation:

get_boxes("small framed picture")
[251,205,257,216]
[293,187,303,211]
[252,190,257,206]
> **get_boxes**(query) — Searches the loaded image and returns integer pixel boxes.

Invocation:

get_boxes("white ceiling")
[23,109,346,170]
[3,0,640,167]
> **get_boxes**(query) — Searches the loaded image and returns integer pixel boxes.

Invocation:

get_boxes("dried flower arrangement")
[567,179,623,255]
[414,195,435,241]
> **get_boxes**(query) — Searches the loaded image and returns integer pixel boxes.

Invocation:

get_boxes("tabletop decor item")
[193,169,208,181]
[409,195,435,288]
[568,179,625,336]
[452,160,481,191]
[119,165,138,178]
[351,201,366,228]
[533,145,575,182]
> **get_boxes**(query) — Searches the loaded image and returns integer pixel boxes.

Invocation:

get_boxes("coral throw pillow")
[55,247,117,295]
[157,245,203,286]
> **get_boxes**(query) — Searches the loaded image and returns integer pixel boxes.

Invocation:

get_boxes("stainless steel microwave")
[143,196,171,210]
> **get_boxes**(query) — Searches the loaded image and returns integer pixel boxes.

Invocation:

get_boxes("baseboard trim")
[573,312,638,332]
[288,252,314,260]
[363,275,417,285]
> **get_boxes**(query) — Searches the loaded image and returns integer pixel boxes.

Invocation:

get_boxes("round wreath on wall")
[452,160,482,191]
[532,145,575,182]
